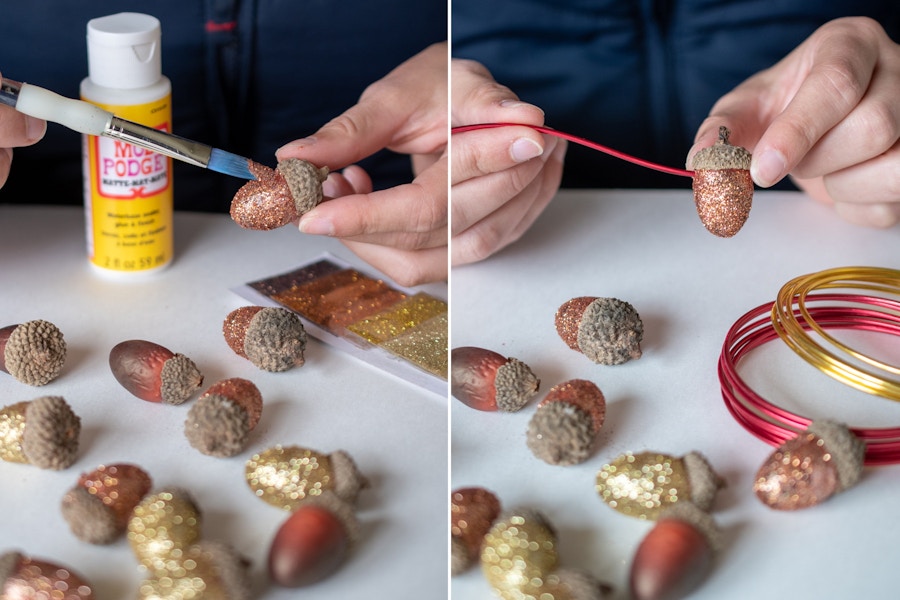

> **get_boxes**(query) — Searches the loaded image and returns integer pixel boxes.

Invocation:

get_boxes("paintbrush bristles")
[209,148,256,180]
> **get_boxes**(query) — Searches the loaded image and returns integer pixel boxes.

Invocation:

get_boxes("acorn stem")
[717,126,730,145]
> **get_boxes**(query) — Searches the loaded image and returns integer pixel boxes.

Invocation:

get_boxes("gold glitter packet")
[234,253,448,397]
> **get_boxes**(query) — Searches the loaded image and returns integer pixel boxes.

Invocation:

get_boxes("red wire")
[451,122,695,178]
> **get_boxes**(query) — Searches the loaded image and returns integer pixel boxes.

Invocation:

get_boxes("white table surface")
[0,204,448,599]
[450,189,900,600]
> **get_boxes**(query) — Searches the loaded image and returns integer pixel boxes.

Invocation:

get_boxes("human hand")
[0,98,47,187]
[450,59,566,266]
[276,42,447,287]
[688,17,900,228]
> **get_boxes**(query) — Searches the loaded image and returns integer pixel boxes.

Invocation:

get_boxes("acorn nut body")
[690,126,753,237]
[109,340,203,405]
[230,159,329,230]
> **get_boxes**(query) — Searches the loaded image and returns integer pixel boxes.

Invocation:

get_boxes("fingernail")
[500,99,544,115]
[25,116,46,142]
[276,136,317,154]
[321,178,340,198]
[752,149,787,188]
[298,215,334,236]
[510,138,543,163]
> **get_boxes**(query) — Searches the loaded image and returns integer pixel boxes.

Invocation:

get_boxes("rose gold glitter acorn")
[0,551,94,599]
[451,346,540,412]
[690,126,753,237]
[223,306,307,372]
[527,379,606,466]
[230,159,330,230]
[137,540,251,600]
[246,445,369,511]
[753,419,865,510]
[109,340,203,405]
[127,487,202,569]
[269,491,360,588]
[185,378,264,458]
[61,463,152,544]
[451,486,502,575]
[0,395,81,470]
[555,297,643,365]
[481,508,559,599]
[629,502,721,600]
[0,319,66,386]
[596,451,723,520]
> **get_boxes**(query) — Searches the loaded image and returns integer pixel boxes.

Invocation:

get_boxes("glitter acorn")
[629,502,721,600]
[690,126,753,237]
[596,451,723,520]
[527,379,606,466]
[0,319,66,386]
[109,340,203,405]
[127,488,202,570]
[185,378,263,458]
[0,551,94,599]
[451,346,540,412]
[753,420,865,510]
[61,463,152,544]
[451,486,502,575]
[481,508,559,600]
[0,396,81,470]
[268,491,359,587]
[137,541,251,600]
[230,158,330,230]
[246,445,368,511]
[223,306,307,372]
[555,297,643,365]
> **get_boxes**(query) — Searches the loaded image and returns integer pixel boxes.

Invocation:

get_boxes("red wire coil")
[719,293,900,466]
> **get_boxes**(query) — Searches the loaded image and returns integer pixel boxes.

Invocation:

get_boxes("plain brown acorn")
[61,463,152,544]
[223,306,307,372]
[0,319,66,386]
[451,346,539,412]
[555,297,643,365]
[109,340,203,405]
[184,378,263,457]
[690,126,753,238]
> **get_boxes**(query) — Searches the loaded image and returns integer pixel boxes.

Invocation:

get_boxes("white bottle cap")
[87,12,161,89]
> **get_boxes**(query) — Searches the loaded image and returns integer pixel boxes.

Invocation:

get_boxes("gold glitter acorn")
[629,502,721,600]
[754,420,865,510]
[0,396,80,470]
[223,306,307,372]
[246,445,368,511]
[451,486,502,575]
[481,508,559,600]
[527,379,606,466]
[61,463,152,544]
[137,540,251,600]
[127,488,202,569]
[0,551,94,599]
[451,346,540,412]
[555,297,643,365]
[269,491,360,588]
[185,378,263,458]
[0,319,66,386]
[230,159,330,230]
[109,340,203,405]
[690,126,753,238]
[596,451,723,520]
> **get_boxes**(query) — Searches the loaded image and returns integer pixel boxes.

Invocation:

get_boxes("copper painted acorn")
[451,486,502,575]
[481,508,559,599]
[61,463,152,544]
[137,540,251,600]
[0,551,94,599]
[230,158,329,230]
[555,297,643,365]
[0,396,81,470]
[223,306,307,372]
[109,340,203,405]
[596,451,723,520]
[0,319,66,385]
[185,378,263,458]
[629,502,721,600]
[127,487,202,569]
[451,346,540,412]
[690,126,753,237]
[753,420,865,510]
[527,379,606,466]
[268,491,359,587]
[246,445,368,511]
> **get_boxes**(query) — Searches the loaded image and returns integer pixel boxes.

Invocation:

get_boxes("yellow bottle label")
[83,96,173,273]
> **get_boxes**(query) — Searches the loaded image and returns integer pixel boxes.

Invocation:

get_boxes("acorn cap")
[494,357,540,411]
[301,490,361,544]
[552,568,613,600]
[22,395,80,469]
[0,551,20,583]
[527,401,596,466]
[160,353,204,405]
[186,540,253,600]
[0,320,66,386]
[577,298,643,365]
[451,536,470,576]
[244,307,307,372]
[539,379,606,435]
[690,127,751,171]
[185,394,251,458]
[60,486,120,544]
[807,419,865,491]
[683,451,725,512]
[278,158,330,216]
[656,501,722,553]
[330,450,369,506]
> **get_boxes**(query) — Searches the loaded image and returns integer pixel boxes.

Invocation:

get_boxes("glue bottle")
[81,12,173,275]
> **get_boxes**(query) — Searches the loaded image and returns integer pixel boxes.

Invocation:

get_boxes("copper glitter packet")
[233,253,448,397]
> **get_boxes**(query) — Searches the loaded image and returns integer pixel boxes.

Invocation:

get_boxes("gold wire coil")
[771,266,900,400]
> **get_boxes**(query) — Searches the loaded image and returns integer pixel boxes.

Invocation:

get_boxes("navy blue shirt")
[0,1,446,211]
[453,1,900,189]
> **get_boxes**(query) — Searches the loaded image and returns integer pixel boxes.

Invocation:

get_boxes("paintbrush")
[0,77,255,180]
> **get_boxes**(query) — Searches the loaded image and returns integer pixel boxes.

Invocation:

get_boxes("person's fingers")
[451,58,545,127]
[340,240,447,287]
[817,142,900,207]
[450,125,548,185]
